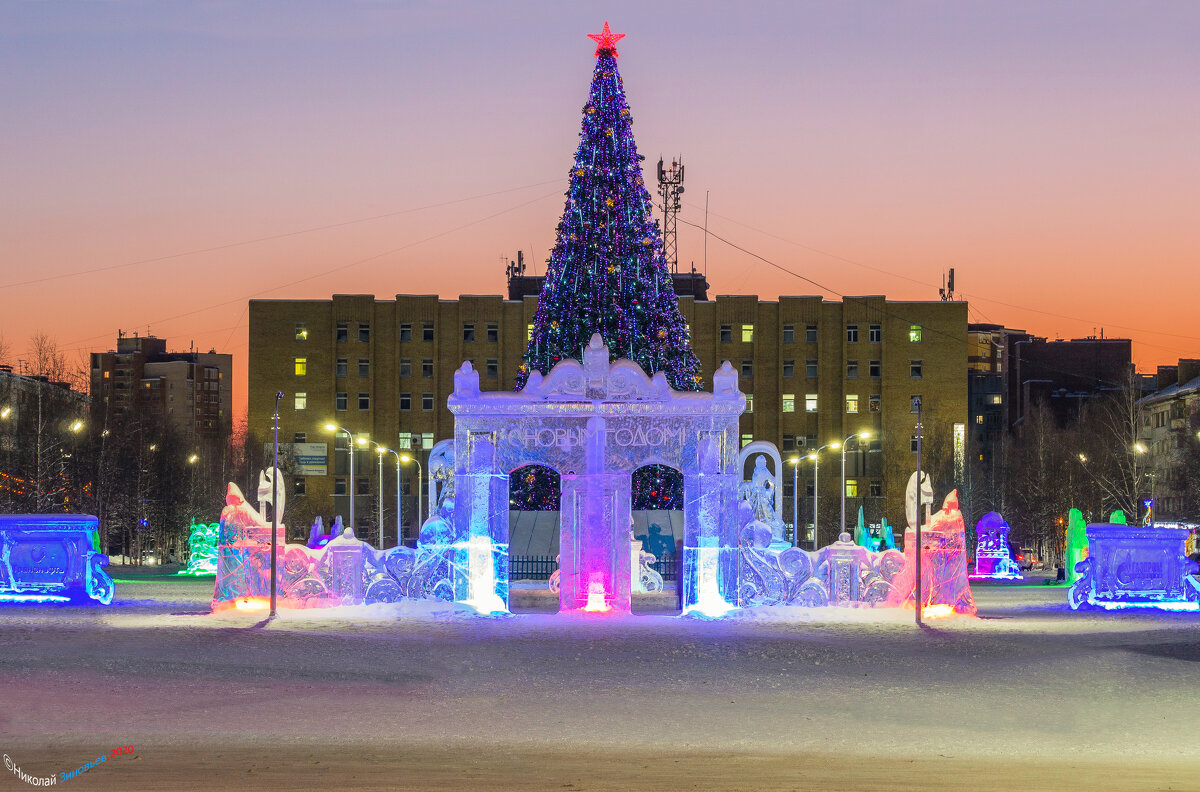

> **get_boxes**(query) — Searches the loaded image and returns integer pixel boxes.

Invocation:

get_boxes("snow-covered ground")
[2,568,1198,790]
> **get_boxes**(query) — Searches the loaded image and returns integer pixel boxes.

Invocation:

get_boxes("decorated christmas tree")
[516,22,701,392]
[511,23,700,511]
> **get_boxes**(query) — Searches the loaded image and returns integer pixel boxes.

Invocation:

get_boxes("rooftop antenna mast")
[939,268,956,301]
[657,156,684,274]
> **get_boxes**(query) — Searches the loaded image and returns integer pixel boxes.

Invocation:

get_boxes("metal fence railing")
[509,554,678,583]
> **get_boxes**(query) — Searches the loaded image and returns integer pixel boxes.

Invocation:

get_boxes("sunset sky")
[2,2,1197,415]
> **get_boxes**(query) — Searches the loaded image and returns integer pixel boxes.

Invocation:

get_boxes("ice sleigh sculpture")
[0,514,114,605]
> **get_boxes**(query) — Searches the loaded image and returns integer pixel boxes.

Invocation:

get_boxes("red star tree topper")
[587,21,625,57]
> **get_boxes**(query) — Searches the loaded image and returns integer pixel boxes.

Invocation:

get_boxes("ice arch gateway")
[448,335,746,614]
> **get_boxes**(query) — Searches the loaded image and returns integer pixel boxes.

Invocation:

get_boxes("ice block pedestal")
[1069,524,1200,611]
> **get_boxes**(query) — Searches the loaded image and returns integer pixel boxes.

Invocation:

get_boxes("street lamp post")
[270,391,282,620]
[788,456,800,546]
[324,424,356,534]
[913,397,924,627]
[839,431,872,538]
[400,453,424,535]
[371,443,401,549]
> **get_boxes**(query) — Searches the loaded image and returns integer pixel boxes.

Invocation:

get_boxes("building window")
[805,393,818,413]
[422,323,434,342]
[869,360,881,378]
[358,323,370,343]
[783,360,794,378]
[294,357,307,376]
[745,394,754,413]
[358,359,370,378]
[294,392,307,411]
[869,481,882,497]
[293,432,306,443]
[334,478,347,495]
[399,358,411,377]
[336,392,348,411]
[911,434,920,452]
[336,358,348,378]
[910,360,923,379]
[909,324,923,343]
[463,323,475,343]
[294,478,306,497]
[422,432,434,450]
[399,393,411,411]
[846,360,858,379]
[783,434,795,451]
[911,396,921,413]
[720,324,732,343]
[486,358,499,378]
[869,324,881,343]
[356,478,370,496]
[869,394,881,413]
[782,393,795,413]
[845,479,858,498]
[741,324,754,343]
[295,322,308,341]
[991,394,1002,405]
[846,395,859,413]
[400,323,412,342]
[526,323,534,341]
[806,325,817,343]
[976,414,984,424]
[783,325,795,344]
[741,360,753,378]
[336,322,348,342]
[397,432,413,450]
[806,359,818,379]
[487,323,498,343]
[422,393,434,411]
[741,433,753,448]
[358,392,370,411]
[422,359,434,378]
[846,325,858,343]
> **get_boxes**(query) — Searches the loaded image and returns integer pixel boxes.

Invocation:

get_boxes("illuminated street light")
[399,453,424,532]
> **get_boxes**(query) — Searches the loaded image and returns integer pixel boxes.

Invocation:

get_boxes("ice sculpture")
[1068,523,1200,611]
[854,506,871,548]
[879,518,896,551]
[631,538,664,594]
[905,471,934,529]
[1065,508,1088,585]
[737,520,906,607]
[1109,510,1128,525]
[181,520,219,576]
[0,514,114,604]
[893,491,976,615]
[970,512,1022,580]
[447,335,744,615]
[738,451,786,544]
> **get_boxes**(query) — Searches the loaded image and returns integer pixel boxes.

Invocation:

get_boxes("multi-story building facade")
[0,364,90,511]
[249,287,967,545]
[89,334,233,450]
[1004,334,1134,432]
[1137,359,1200,523]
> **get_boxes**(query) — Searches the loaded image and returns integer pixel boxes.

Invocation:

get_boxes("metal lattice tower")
[657,156,684,274]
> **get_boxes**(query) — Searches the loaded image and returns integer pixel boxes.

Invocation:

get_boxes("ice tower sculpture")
[1064,508,1088,584]
[1068,522,1200,611]
[893,491,976,615]
[448,335,745,616]
[969,512,1022,580]
[0,514,114,604]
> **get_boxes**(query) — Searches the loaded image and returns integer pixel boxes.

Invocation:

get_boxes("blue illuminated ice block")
[1068,523,1200,611]
[0,514,114,604]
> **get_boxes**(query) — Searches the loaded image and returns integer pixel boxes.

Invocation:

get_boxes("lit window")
[782,325,794,344]
[991,394,1002,405]
[742,324,754,343]
[741,433,753,447]
[869,324,881,343]
[720,324,732,343]
[782,393,795,412]
[846,325,858,343]
[336,392,347,411]
[294,357,307,376]
[847,360,858,379]
[422,432,434,450]
[295,322,308,341]
[976,415,984,424]
[910,360,923,379]
[869,394,881,413]
[745,394,754,413]
[845,479,858,498]
[846,395,859,413]
[398,432,413,449]
[358,392,370,411]
[805,394,818,413]
[527,323,534,341]
[909,324,923,343]
[294,392,307,411]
